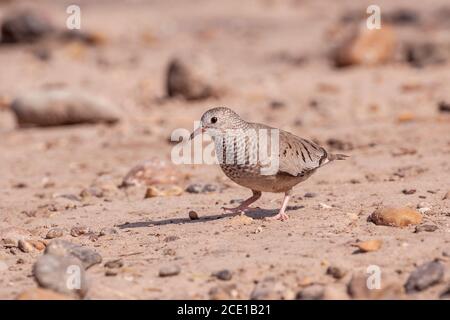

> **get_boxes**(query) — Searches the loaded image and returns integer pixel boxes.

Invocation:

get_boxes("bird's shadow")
[117,205,304,229]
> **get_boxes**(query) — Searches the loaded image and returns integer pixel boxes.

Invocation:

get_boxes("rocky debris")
[212,269,233,281]
[333,23,396,67]
[18,239,35,253]
[416,202,432,214]
[185,183,222,194]
[438,101,450,113]
[209,284,240,300]
[402,189,416,195]
[368,207,422,227]
[296,284,324,300]
[79,187,104,199]
[414,224,438,233]
[145,185,183,198]
[347,274,403,299]
[304,192,317,198]
[166,54,220,100]
[250,277,295,300]
[45,239,102,270]
[120,158,185,188]
[353,239,382,253]
[326,138,353,151]
[188,210,199,220]
[11,89,121,127]
[159,265,181,277]
[404,261,444,293]
[1,11,53,44]
[230,215,254,225]
[0,226,32,247]
[405,41,450,68]
[33,254,87,297]
[70,226,89,237]
[104,259,123,269]
[16,287,73,300]
[326,265,347,279]
[45,228,64,239]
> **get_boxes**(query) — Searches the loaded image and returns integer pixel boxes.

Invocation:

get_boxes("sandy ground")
[0,0,449,299]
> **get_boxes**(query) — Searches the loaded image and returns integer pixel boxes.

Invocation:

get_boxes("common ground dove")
[190,107,348,221]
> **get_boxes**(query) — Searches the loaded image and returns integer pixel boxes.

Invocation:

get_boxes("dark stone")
[404,261,444,293]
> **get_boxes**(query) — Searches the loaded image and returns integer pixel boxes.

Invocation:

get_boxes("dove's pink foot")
[266,191,291,222]
[222,190,261,214]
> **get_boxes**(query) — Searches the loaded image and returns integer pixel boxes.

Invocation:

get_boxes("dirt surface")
[0,0,449,299]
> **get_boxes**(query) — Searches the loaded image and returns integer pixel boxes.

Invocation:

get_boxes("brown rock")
[166,54,220,100]
[144,185,183,198]
[326,265,348,279]
[368,207,422,227]
[28,240,46,251]
[414,224,438,233]
[353,240,383,253]
[159,265,181,277]
[334,23,396,67]
[16,288,73,300]
[0,226,32,247]
[18,239,35,253]
[348,274,403,299]
[46,228,64,239]
[120,158,185,188]
[188,210,199,220]
[70,226,89,237]
[404,261,444,293]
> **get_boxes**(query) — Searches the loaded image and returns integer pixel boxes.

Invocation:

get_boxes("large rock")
[404,261,444,293]
[166,54,220,100]
[33,254,88,297]
[11,89,121,127]
[333,23,396,67]
[1,10,53,44]
[45,239,102,270]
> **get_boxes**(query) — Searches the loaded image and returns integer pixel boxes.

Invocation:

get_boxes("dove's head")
[190,107,247,139]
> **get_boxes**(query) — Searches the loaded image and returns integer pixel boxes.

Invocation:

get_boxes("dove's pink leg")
[268,191,291,221]
[222,190,261,214]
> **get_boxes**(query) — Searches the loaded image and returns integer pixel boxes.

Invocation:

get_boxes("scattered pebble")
[438,101,450,113]
[212,269,233,281]
[45,239,102,269]
[104,259,123,269]
[79,187,104,198]
[45,228,64,239]
[404,261,444,293]
[145,185,183,198]
[304,192,317,198]
[188,210,199,220]
[414,224,438,233]
[318,203,332,209]
[159,265,181,277]
[186,183,221,194]
[99,227,118,236]
[353,239,382,253]
[18,239,35,253]
[296,284,324,300]
[70,226,89,237]
[28,240,46,251]
[402,189,416,195]
[326,265,347,279]
[1,11,53,44]
[0,226,32,247]
[11,89,121,127]
[368,207,422,227]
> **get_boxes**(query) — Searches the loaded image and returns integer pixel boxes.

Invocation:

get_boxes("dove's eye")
[211,116,218,124]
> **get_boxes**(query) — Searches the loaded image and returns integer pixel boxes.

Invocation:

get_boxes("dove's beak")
[189,126,205,140]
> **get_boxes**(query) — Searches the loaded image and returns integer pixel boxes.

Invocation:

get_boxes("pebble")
[326,265,347,279]
[353,239,382,253]
[438,101,450,113]
[99,227,118,236]
[333,23,396,67]
[120,158,184,188]
[402,189,416,195]
[188,210,199,220]
[70,226,89,237]
[304,192,317,198]
[250,277,295,300]
[212,269,233,281]
[46,228,64,239]
[79,187,104,198]
[11,89,121,127]
[368,206,422,227]
[296,284,324,300]
[166,54,220,100]
[33,254,87,297]
[404,261,444,293]
[405,41,450,68]
[45,239,102,270]
[186,183,221,194]
[104,259,123,269]
[414,224,438,233]
[416,202,431,214]
[159,265,181,277]
[1,11,53,44]
[28,240,46,251]
[18,239,35,253]
[145,185,183,198]
[0,226,32,247]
